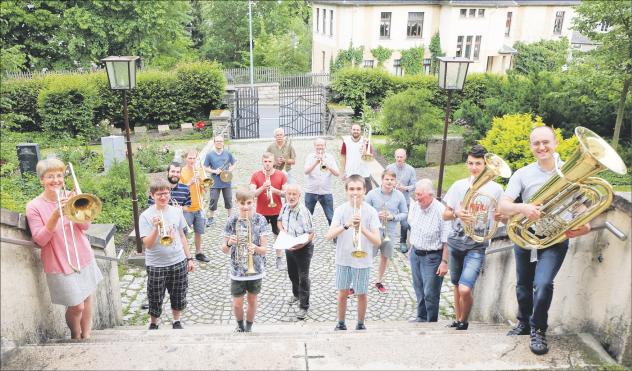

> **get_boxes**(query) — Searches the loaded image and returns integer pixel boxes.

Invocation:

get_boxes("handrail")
[1,236,123,262]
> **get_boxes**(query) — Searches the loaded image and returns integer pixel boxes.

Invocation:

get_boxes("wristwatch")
[186,257,193,262]
[343,224,350,230]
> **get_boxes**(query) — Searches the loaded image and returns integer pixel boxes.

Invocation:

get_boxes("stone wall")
[209,109,231,140]
[0,208,122,348]
[425,136,464,165]
[234,83,279,106]
[326,104,354,137]
[471,193,632,365]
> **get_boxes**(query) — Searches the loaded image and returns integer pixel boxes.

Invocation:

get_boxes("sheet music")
[273,230,309,250]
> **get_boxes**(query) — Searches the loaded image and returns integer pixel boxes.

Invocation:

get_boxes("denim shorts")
[183,210,205,235]
[448,247,485,288]
[335,265,370,294]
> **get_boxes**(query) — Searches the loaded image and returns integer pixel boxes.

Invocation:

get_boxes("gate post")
[209,109,232,139]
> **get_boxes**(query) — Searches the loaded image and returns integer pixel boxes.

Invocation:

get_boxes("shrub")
[0,78,44,131]
[134,140,174,173]
[330,67,395,113]
[380,88,443,163]
[331,43,364,73]
[174,61,226,120]
[400,46,425,75]
[370,46,392,67]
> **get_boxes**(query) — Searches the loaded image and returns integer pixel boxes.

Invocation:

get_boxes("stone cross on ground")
[292,343,324,371]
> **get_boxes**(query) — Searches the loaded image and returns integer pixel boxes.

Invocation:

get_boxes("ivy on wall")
[400,46,425,75]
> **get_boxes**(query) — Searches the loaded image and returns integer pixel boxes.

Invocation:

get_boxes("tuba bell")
[507,127,627,249]
[462,153,512,242]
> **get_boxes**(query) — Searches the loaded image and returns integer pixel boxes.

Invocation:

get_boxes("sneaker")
[287,296,299,305]
[205,217,215,227]
[296,308,308,320]
[399,243,409,254]
[456,321,469,330]
[276,257,286,270]
[355,323,367,330]
[172,321,183,329]
[530,328,549,355]
[148,323,159,330]
[507,322,531,336]
[234,326,245,333]
[334,322,347,331]
[447,320,459,328]
[375,282,387,294]
[195,253,210,262]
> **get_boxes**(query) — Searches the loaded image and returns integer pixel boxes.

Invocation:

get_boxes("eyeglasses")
[154,192,170,197]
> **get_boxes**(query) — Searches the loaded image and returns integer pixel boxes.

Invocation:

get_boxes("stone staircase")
[1,321,613,370]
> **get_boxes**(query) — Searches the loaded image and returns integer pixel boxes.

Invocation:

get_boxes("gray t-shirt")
[365,187,408,237]
[444,177,504,250]
[139,205,187,267]
[505,155,563,202]
[332,201,381,269]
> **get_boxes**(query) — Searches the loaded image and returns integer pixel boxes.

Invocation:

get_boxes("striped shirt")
[408,199,450,251]
[147,183,191,208]
[279,203,314,237]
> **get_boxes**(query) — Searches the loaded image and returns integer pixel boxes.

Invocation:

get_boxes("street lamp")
[101,56,143,253]
[436,57,472,199]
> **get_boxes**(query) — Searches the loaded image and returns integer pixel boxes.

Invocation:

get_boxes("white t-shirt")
[342,136,370,177]
[332,201,381,268]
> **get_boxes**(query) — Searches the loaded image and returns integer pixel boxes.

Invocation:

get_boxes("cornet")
[351,196,368,258]
[235,217,256,275]
[265,170,276,208]
[158,209,174,246]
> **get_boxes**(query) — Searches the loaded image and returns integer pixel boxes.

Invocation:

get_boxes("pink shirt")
[26,195,95,274]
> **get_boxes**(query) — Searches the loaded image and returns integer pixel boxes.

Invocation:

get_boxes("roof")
[499,45,519,54]
[570,31,597,45]
[313,0,580,6]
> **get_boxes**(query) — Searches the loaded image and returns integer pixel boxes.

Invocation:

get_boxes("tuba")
[507,127,627,249]
[63,163,102,223]
[235,217,256,275]
[462,153,512,242]
[351,196,368,258]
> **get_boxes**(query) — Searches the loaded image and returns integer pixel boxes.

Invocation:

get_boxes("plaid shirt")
[408,199,450,251]
[279,203,314,237]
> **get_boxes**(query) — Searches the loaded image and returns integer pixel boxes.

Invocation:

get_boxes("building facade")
[312,0,580,75]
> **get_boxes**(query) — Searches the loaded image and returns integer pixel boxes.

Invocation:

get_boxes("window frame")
[330,9,333,36]
[380,12,392,38]
[473,35,482,60]
[460,9,467,17]
[478,9,485,17]
[505,11,512,37]
[364,60,375,68]
[316,8,320,32]
[553,11,565,35]
[406,12,424,38]
[322,8,326,34]
[456,36,464,57]
[468,9,476,17]
[465,35,473,59]
[393,58,403,76]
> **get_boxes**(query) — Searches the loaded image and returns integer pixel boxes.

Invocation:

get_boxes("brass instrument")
[159,209,174,246]
[219,159,233,182]
[235,217,256,275]
[351,196,368,258]
[381,204,391,243]
[55,188,82,272]
[196,155,213,190]
[169,196,193,237]
[462,153,512,242]
[279,137,293,171]
[317,150,327,171]
[63,163,102,223]
[360,124,373,161]
[507,127,627,249]
[265,170,276,208]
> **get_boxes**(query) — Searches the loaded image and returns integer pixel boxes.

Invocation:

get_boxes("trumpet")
[351,196,368,258]
[317,151,328,172]
[265,170,276,208]
[235,217,256,275]
[360,124,373,161]
[159,209,174,246]
[381,204,391,243]
[55,188,82,272]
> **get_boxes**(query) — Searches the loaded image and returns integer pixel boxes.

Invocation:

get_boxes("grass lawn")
[424,163,471,192]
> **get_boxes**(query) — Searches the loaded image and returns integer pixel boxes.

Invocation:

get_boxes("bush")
[400,46,425,75]
[380,88,443,164]
[174,61,226,120]
[330,67,395,113]
[0,78,44,131]
[134,140,174,173]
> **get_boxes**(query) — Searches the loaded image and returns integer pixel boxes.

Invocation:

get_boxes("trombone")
[235,217,256,275]
[55,188,82,273]
[158,209,174,246]
[351,196,368,258]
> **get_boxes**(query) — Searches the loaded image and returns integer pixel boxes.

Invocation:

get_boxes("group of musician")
[25,124,596,356]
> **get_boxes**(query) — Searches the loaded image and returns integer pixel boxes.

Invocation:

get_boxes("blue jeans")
[514,241,568,331]
[304,193,334,225]
[400,218,410,243]
[409,250,444,322]
[448,247,485,288]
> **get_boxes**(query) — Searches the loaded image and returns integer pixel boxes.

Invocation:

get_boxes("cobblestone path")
[119,138,454,326]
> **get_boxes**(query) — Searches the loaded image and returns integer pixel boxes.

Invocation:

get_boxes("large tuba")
[462,153,512,242]
[507,127,627,249]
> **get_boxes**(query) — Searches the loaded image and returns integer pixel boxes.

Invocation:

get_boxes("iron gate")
[230,87,260,139]
[279,85,327,137]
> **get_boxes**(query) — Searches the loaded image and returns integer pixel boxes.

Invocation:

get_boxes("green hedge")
[2,61,226,138]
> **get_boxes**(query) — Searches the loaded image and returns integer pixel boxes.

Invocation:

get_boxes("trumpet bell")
[65,193,102,223]
[220,171,233,183]
[351,250,368,258]
[202,178,214,188]
[361,154,373,161]
[160,236,174,245]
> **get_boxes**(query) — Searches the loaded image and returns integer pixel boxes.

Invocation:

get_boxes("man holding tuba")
[443,145,505,331]
[326,175,381,331]
[365,169,408,294]
[203,135,237,227]
[180,149,211,263]
[498,126,590,355]
[139,179,195,330]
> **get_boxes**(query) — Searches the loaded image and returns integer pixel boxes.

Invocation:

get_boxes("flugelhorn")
[159,209,174,246]
[507,127,627,249]
[351,195,368,258]
[63,163,102,223]
[462,153,512,242]
[236,217,256,275]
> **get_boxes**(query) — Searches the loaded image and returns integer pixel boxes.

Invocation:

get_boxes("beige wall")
[470,195,632,365]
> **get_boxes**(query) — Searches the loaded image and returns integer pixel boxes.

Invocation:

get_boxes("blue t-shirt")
[204,150,236,189]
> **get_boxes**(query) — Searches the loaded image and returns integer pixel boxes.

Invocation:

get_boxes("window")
[599,22,609,32]
[478,9,485,17]
[465,35,473,58]
[423,58,431,74]
[316,8,319,32]
[456,36,464,57]
[393,59,402,76]
[364,60,374,68]
[473,36,481,60]
[505,12,512,37]
[460,9,467,17]
[330,10,333,35]
[322,51,326,72]
[322,8,326,34]
[407,12,424,38]
[553,11,565,34]
[380,12,391,38]
[469,9,476,17]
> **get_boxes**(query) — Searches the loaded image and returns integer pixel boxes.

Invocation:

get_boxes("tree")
[512,38,569,75]
[330,43,364,74]
[573,0,632,150]
[428,33,444,74]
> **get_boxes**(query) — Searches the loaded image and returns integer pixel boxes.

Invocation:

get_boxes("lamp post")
[436,57,472,199]
[248,0,254,86]
[101,56,143,253]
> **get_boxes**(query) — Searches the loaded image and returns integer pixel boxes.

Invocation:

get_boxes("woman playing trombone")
[25,158,103,340]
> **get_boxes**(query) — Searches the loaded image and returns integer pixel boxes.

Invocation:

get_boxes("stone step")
[2,331,605,370]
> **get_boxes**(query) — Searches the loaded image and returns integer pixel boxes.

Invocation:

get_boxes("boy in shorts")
[326,175,381,331]
[221,187,271,332]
